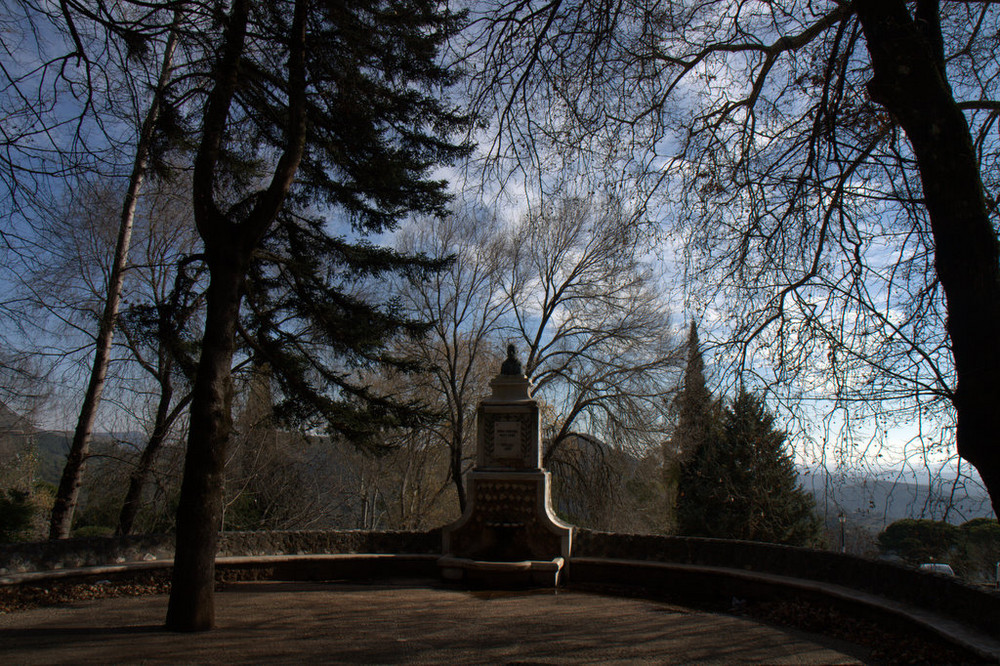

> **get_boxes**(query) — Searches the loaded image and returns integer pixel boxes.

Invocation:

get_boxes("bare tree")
[502,196,678,465]
[115,181,203,536]
[331,422,458,531]
[464,0,1000,516]
[396,209,511,512]
[9,171,200,537]
[0,0,190,538]
[48,10,185,539]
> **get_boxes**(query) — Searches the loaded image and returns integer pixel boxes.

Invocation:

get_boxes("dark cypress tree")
[665,321,719,531]
[671,322,717,458]
[678,388,822,547]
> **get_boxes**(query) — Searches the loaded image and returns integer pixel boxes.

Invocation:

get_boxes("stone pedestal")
[439,348,572,587]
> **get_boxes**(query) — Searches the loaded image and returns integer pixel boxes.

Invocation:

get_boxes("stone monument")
[438,345,573,586]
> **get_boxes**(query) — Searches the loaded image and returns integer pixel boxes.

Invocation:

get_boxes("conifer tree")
[664,322,719,531]
[165,0,469,631]
[678,388,821,547]
[670,323,717,458]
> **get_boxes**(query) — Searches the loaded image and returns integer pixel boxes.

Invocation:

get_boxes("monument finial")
[500,344,522,376]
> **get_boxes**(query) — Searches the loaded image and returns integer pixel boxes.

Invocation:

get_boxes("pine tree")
[166,0,470,631]
[678,388,821,547]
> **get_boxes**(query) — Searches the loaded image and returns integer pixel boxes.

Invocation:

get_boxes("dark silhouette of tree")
[879,517,1000,581]
[0,489,34,543]
[955,518,1000,582]
[678,389,822,547]
[664,321,720,532]
[164,0,468,632]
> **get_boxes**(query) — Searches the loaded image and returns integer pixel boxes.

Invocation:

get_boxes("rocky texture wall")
[572,529,1000,637]
[0,530,440,575]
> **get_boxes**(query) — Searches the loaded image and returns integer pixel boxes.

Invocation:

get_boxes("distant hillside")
[33,430,146,486]
[0,401,33,434]
[35,431,71,486]
[799,468,995,528]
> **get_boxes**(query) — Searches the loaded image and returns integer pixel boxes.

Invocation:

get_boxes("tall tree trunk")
[858,0,1000,517]
[116,373,172,536]
[452,441,467,513]
[165,0,305,630]
[48,22,182,539]
[165,256,245,631]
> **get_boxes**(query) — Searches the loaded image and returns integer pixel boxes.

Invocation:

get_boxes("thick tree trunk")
[164,0,305,630]
[48,24,181,539]
[165,256,245,631]
[858,0,1000,517]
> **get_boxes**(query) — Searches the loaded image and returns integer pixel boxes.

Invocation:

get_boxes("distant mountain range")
[798,467,995,529]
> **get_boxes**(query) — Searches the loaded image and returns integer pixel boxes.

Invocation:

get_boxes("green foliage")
[877,519,960,564]
[664,322,722,532]
[956,518,1000,582]
[0,489,35,542]
[222,491,264,532]
[878,517,1000,582]
[72,525,115,538]
[244,218,446,447]
[33,432,71,486]
[677,389,823,547]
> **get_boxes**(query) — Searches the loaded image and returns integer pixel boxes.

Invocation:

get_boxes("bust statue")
[500,344,523,376]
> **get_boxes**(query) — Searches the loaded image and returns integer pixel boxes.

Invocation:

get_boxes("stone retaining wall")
[5,527,998,637]
[0,530,440,575]
[572,529,1000,636]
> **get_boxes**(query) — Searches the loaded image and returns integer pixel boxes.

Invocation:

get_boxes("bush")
[877,519,959,565]
[955,518,1000,583]
[0,488,35,542]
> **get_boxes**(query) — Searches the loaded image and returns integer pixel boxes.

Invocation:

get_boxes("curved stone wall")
[571,529,1000,637]
[3,527,997,641]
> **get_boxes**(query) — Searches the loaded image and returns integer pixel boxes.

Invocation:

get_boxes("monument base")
[440,470,572,587]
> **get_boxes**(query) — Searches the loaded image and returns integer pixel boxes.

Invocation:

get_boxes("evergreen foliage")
[877,518,959,564]
[956,518,1000,582]
[677,388,822,547]
[664,322,720,530]
[243,216,448,447]
[192,0,472,446]
[669,322,720,461]
[166,0,471,630]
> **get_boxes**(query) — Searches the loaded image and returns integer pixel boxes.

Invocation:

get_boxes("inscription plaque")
[494,421,521,458]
